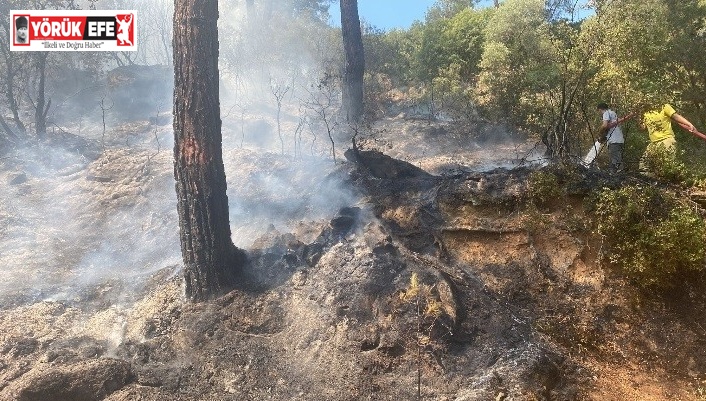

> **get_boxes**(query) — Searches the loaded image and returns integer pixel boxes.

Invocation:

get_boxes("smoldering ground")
[0,0,552,320]
[0,143,180,308]
[0,0,353,314]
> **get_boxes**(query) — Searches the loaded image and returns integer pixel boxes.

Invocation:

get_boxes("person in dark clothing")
[15,16,28,44]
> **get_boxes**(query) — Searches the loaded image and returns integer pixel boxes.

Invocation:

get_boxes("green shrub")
[621,124,648,172]
[595,185,706,288]
[528,170,562,207]
[675,132,706,185]
[641,143,693,185]
[521,203,550,234]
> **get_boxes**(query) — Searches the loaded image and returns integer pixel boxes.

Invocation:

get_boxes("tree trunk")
[340,0,365,123]
[173,0,245,302]
[0,16,26,135]
[2,53,26,135]
[34,52,49,139]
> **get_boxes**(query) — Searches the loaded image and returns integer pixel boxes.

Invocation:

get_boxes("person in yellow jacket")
[639,104,696,172]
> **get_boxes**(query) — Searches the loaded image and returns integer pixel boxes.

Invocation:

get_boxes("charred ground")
[1,110,706,400]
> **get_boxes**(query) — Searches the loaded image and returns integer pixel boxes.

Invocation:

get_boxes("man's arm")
[671,113,696,132]
[597,120,609,142]
[599,120,610,132]
[597,110,612,142]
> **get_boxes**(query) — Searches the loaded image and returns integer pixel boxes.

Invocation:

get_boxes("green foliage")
[430,63,476,121]
[521,203,551,234]
[477,0,593,158]
[362,6,491,121]
[675,131,706,184]
[413,7,486,83]
[595,185,706,288]
[425,0,474,21]
[360,0,705,167]
[528,170,562,207]
[641,143,694,185]
[363,26,415,86]
[441,8,492,79]
[410,20,443,83]
[478,0,558,122]
[617,124,646,172]
[366,7,491,86]
[583,1,672,108]
[560,205,589,233]
[585,0,706,124]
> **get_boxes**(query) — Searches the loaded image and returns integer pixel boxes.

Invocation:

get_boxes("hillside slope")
[1,116,705,400]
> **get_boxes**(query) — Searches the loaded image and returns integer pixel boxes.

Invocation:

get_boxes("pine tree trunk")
[340,0,365,123]
[173,0,245,302]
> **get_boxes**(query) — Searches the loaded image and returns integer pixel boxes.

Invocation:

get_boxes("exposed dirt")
[1,114,705,401]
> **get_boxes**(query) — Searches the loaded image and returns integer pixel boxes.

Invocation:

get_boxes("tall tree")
[478,0,594,157]
[1,0,75,140]
[173,0,246,302]
[33,52,50,139]
[340,0,364,122]
[426,0,474,20]
[589,0,706,117]
[479,0,555,122]
[0,43,26,137]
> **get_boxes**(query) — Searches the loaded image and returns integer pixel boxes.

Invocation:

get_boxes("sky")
[329,1,593,31]
[330,0,499,31]
[350,0,437,30]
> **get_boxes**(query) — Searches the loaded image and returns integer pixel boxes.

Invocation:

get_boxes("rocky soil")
[1,112,705,401]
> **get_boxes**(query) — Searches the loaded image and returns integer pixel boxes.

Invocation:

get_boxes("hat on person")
[15,16,28,30]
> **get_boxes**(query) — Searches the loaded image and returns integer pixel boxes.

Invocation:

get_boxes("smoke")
[214,0,360,246]
[0,0,359,313]
[225,147,358,248]
[0,143,180,308]
[1,1,179,312]
[0,146,91,303]
[0,0,552,318]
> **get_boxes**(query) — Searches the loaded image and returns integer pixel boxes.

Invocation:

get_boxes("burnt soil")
[1,116,706,401]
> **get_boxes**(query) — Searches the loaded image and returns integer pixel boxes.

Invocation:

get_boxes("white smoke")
[0,0,357,311]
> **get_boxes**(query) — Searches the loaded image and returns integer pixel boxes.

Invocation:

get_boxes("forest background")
[2,1,706,398]
[2,0,706,177]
